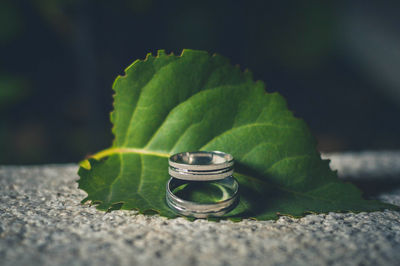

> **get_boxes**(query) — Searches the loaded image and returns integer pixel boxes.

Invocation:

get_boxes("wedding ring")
[169,151,234,181]
[166,176,239,218]
[168,166,234,181]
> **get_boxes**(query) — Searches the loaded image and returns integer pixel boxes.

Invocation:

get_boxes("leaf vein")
[200,123,301,150]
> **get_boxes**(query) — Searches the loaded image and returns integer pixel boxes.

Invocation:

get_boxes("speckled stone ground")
[1,151,400,266]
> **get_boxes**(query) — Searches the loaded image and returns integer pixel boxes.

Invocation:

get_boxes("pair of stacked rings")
[166,151,239,218]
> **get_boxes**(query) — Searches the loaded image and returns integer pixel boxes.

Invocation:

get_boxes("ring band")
[166,176,239,218]
[168,166,234,181]
[169,151,234,181]
[169,151,234,171]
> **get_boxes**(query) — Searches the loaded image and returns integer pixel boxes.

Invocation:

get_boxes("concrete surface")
[1,151,400,266]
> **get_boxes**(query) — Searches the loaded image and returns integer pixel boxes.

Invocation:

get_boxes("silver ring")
[169,151,234,181]
[168,166,234,181]
[169,151,234,171]
[166,176,239,218]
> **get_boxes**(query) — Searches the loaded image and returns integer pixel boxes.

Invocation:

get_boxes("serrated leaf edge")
[78,49,400,221]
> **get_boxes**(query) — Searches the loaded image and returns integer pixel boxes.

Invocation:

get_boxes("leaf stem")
[90,147,170,160]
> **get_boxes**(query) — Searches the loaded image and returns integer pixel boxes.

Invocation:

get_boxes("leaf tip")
[157,49,166,57]
[79,159,91,170]
[123,59,141,75]
[145,52,154,61]
[180,49,209,57]
[107,202,125,212]
[81,197,90,204]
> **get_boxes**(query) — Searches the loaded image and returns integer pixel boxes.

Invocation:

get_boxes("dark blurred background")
[1,0,400,164]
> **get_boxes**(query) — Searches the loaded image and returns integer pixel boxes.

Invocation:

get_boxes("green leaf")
[77,49,397,220]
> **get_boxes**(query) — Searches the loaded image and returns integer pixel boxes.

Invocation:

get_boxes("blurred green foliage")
[0,1,22,44]
[0,76,28,109]
[1,0,400,164]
